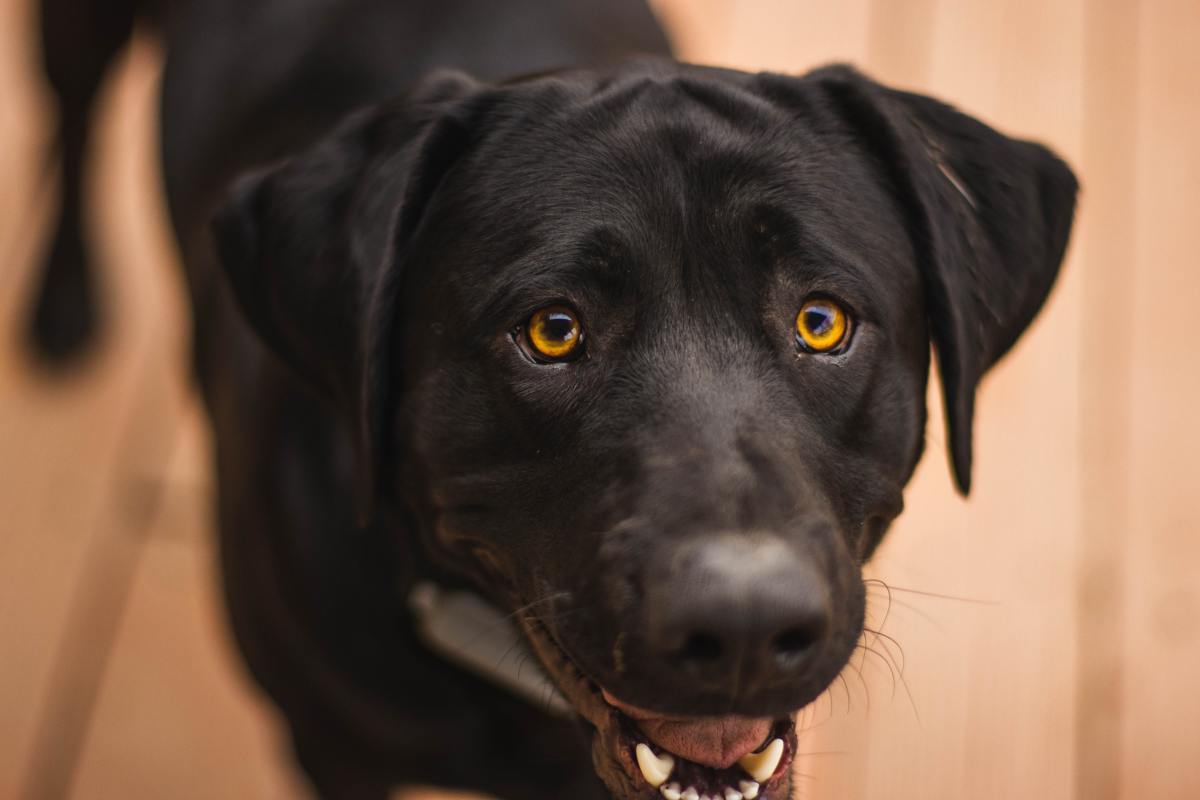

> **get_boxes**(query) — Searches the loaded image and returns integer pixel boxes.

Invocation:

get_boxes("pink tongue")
[603,690,773,770]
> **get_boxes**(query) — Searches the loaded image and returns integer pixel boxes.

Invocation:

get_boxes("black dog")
[29,1,1076,798]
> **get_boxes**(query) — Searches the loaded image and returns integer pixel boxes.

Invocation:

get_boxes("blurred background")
[1,0,1197,798]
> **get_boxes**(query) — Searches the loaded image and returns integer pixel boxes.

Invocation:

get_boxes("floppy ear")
[804,65,1078,494]
[212,72,485,522]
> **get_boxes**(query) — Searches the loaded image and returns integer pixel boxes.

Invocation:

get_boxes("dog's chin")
[518,615,799,800]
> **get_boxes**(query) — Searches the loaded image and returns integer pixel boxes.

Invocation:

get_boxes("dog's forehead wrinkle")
[457,210,776,343]
[446,136,888,328]
[454,150,907,325]
[475,81,804,197]
[470,228,639,319]
[556,67,784,143]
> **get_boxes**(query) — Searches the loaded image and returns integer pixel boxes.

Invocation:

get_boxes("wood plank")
[651,0,871,72]
[1075,2,1140,798]
[648,0,735,63]
[1120,1,1200,797]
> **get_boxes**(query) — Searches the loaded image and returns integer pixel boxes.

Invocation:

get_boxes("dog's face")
[216,62,1076,798]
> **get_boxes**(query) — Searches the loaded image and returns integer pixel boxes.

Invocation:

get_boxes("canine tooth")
[636,743,675,787]
[737,738,784,782]
[681,788,699,800]
[725,788,744,800]
[738,780,760,799]
[661,784,682,800]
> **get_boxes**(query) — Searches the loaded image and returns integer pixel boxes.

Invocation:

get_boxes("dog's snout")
[647,535,832,688]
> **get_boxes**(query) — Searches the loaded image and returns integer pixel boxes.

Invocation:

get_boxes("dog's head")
[215,62,1076,798]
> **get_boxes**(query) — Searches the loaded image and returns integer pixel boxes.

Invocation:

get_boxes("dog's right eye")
[522,305,585,362]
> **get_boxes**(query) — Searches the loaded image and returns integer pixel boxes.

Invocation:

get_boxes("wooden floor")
[2,0,1198,798]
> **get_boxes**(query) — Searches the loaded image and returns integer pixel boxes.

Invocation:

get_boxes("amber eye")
[525,305,584,361]
[796,298,851,353]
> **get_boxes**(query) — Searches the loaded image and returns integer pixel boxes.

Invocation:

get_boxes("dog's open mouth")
[518,614,797,799]
[605,690,794,799]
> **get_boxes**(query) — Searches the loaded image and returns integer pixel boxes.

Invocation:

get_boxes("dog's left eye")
[523,305,584,362]
[796,298,851,353]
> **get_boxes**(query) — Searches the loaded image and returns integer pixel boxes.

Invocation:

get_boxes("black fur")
[29,2,1075,798]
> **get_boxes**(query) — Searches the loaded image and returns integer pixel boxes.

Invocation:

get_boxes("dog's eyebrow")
[760,204,894,322]
[473,227,637,328]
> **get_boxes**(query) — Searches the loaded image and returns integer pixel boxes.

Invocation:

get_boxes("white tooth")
[682,788,700,800]
[738,780,760,799]
[737,738,784,782]
[661,784,683,800]
[725,788,744,800]
[636,743,675,788]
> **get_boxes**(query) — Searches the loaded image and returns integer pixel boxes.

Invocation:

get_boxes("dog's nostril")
[771,625,821,661]
[676,631,724,664]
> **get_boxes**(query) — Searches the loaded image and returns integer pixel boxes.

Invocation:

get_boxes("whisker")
[502,591,572,624]
[864,578,995,605]
[843,653,871,715]
[855,643,897,698]
[862,625,907,676]
[436,589,574,660]
[836,671,853,715]
[864,577,893,629]
[874,594,948,633]
[823,683,838,726]
[860,639,920,724]
[800,685,835,732]
[492,634,529,672]
[807,687,834,730]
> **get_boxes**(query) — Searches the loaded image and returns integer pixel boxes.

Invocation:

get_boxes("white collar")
[409,581,572,716]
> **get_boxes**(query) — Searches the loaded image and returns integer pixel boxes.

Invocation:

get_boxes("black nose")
[647,535,832,686]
